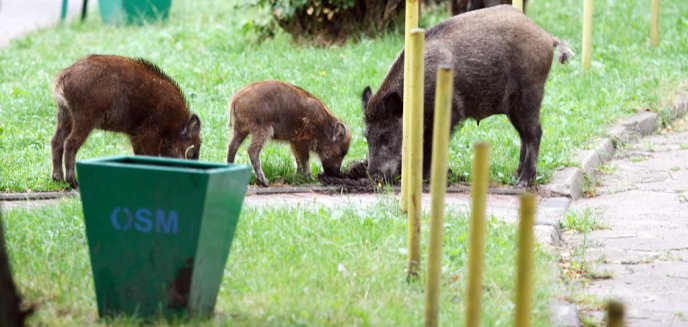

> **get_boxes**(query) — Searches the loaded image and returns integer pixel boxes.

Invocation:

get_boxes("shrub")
[257,0,407,45]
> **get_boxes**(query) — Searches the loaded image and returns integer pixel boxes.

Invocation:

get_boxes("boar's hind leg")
[63,120,95,189]
[290,143,310,177]
[508,115,527,180]
[247,131,270,187]
[50,104,72,182]
[510,90,544,188]
[226,131,247,163]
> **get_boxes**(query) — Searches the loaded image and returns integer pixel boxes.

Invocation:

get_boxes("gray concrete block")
[673,94,688,114]
[543,168,584,200]
[535,225,562,246]
[537,197,571,227]
[606,125,631,145]
[576,149,601,176]
[619,111,659,136]
[549,301,582,327]
[594,138,616,163]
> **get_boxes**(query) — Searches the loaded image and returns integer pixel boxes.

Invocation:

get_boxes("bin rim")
[77,155,250,175]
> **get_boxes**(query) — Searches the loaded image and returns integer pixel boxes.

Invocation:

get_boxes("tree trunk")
[0,212,32,327]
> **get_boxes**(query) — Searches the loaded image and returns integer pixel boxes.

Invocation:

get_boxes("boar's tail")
[52,74,68,108]
[553,38,575,64]
[228,98,236,129]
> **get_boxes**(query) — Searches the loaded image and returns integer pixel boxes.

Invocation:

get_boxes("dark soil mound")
[318,160,377,193]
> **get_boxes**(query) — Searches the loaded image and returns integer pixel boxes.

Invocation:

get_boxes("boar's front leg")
[50,104,72,182]
[63,120,95,189]
[290,143,310,177]
[247,131,270,187]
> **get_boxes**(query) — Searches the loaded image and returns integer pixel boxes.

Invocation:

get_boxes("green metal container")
[99,0,172,25]
[77,156,251,318]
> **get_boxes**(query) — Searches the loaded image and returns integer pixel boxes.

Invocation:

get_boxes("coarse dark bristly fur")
[51,54,202,188]
[361,5,574,187]
[133,57,189,105]
[226,81,351,187]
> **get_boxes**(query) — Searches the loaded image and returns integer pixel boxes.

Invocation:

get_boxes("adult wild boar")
[51,55,202,188]
[226,81,351,187]
[361,5,573,187]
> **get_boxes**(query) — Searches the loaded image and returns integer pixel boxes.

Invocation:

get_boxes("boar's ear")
[361,86,372,109]
[382,91,403,116]
[331,121,348,142]
[183,114,201,137]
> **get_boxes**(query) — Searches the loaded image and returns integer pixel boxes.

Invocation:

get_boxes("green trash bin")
[77,156,251,318]
[99,0,172,25]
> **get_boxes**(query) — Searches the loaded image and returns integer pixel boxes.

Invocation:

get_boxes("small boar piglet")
[51,54,202,188]
[362,6,573,187]
[226,81,351,187]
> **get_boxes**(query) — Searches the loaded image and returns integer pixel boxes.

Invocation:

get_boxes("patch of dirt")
[318,160,381,193]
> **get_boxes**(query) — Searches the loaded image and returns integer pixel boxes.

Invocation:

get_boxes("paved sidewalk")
[0,0,83,47]
[566,116,688,325]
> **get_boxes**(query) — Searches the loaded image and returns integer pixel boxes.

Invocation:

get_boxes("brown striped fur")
[51,54,202,188]
[227,81,351,186]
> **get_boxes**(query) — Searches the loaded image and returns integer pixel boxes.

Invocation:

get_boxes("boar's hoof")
[52,172,64,183]
[256,177,269,187]
[514,179,528,189]
[66,176,79,189]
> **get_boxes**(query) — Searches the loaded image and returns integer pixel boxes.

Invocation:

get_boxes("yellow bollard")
[514,193,537,327]
[606,300,625,327]
[424,66,454,327]
[582,0,593,70]
[401,0,420,213]
[650,0,660,47]
[513,0,524,12]
[465,143,489,327]
[407,28,425,278]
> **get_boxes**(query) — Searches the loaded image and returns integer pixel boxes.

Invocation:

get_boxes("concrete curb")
[540,92,688,327]
[542,94,688,201]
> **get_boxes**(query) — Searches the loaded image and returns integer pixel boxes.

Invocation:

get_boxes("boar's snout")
[362,86,404,183]
[161,114,202,160]
[367,155,401,182]
[365,122,403,182]
[319,121,351,176]
[322,158,344,177]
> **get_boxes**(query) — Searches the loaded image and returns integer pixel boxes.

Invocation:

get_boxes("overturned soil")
[318,160,380,193]
[316,159,548,196]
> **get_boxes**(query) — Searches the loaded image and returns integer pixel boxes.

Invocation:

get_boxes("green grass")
[561,208,606,233]
[1,0,687,191]
[4,198,557,325]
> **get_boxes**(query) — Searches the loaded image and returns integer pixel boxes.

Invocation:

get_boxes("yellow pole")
[407,28,425,278]
[650,0,660,48]
[464,143,489,327]
[582,0,593,70]
[514,193,537,327]
[424,66,454,327]
[401,0,419,212]
[606,300,625,327]
[513,0,524,12]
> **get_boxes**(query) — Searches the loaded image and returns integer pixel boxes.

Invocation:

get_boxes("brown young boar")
[51,54,202,188]
[226,81,351,187]
[361,6,573,187]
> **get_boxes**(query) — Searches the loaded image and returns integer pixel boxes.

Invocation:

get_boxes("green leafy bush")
[256,0,406,45]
